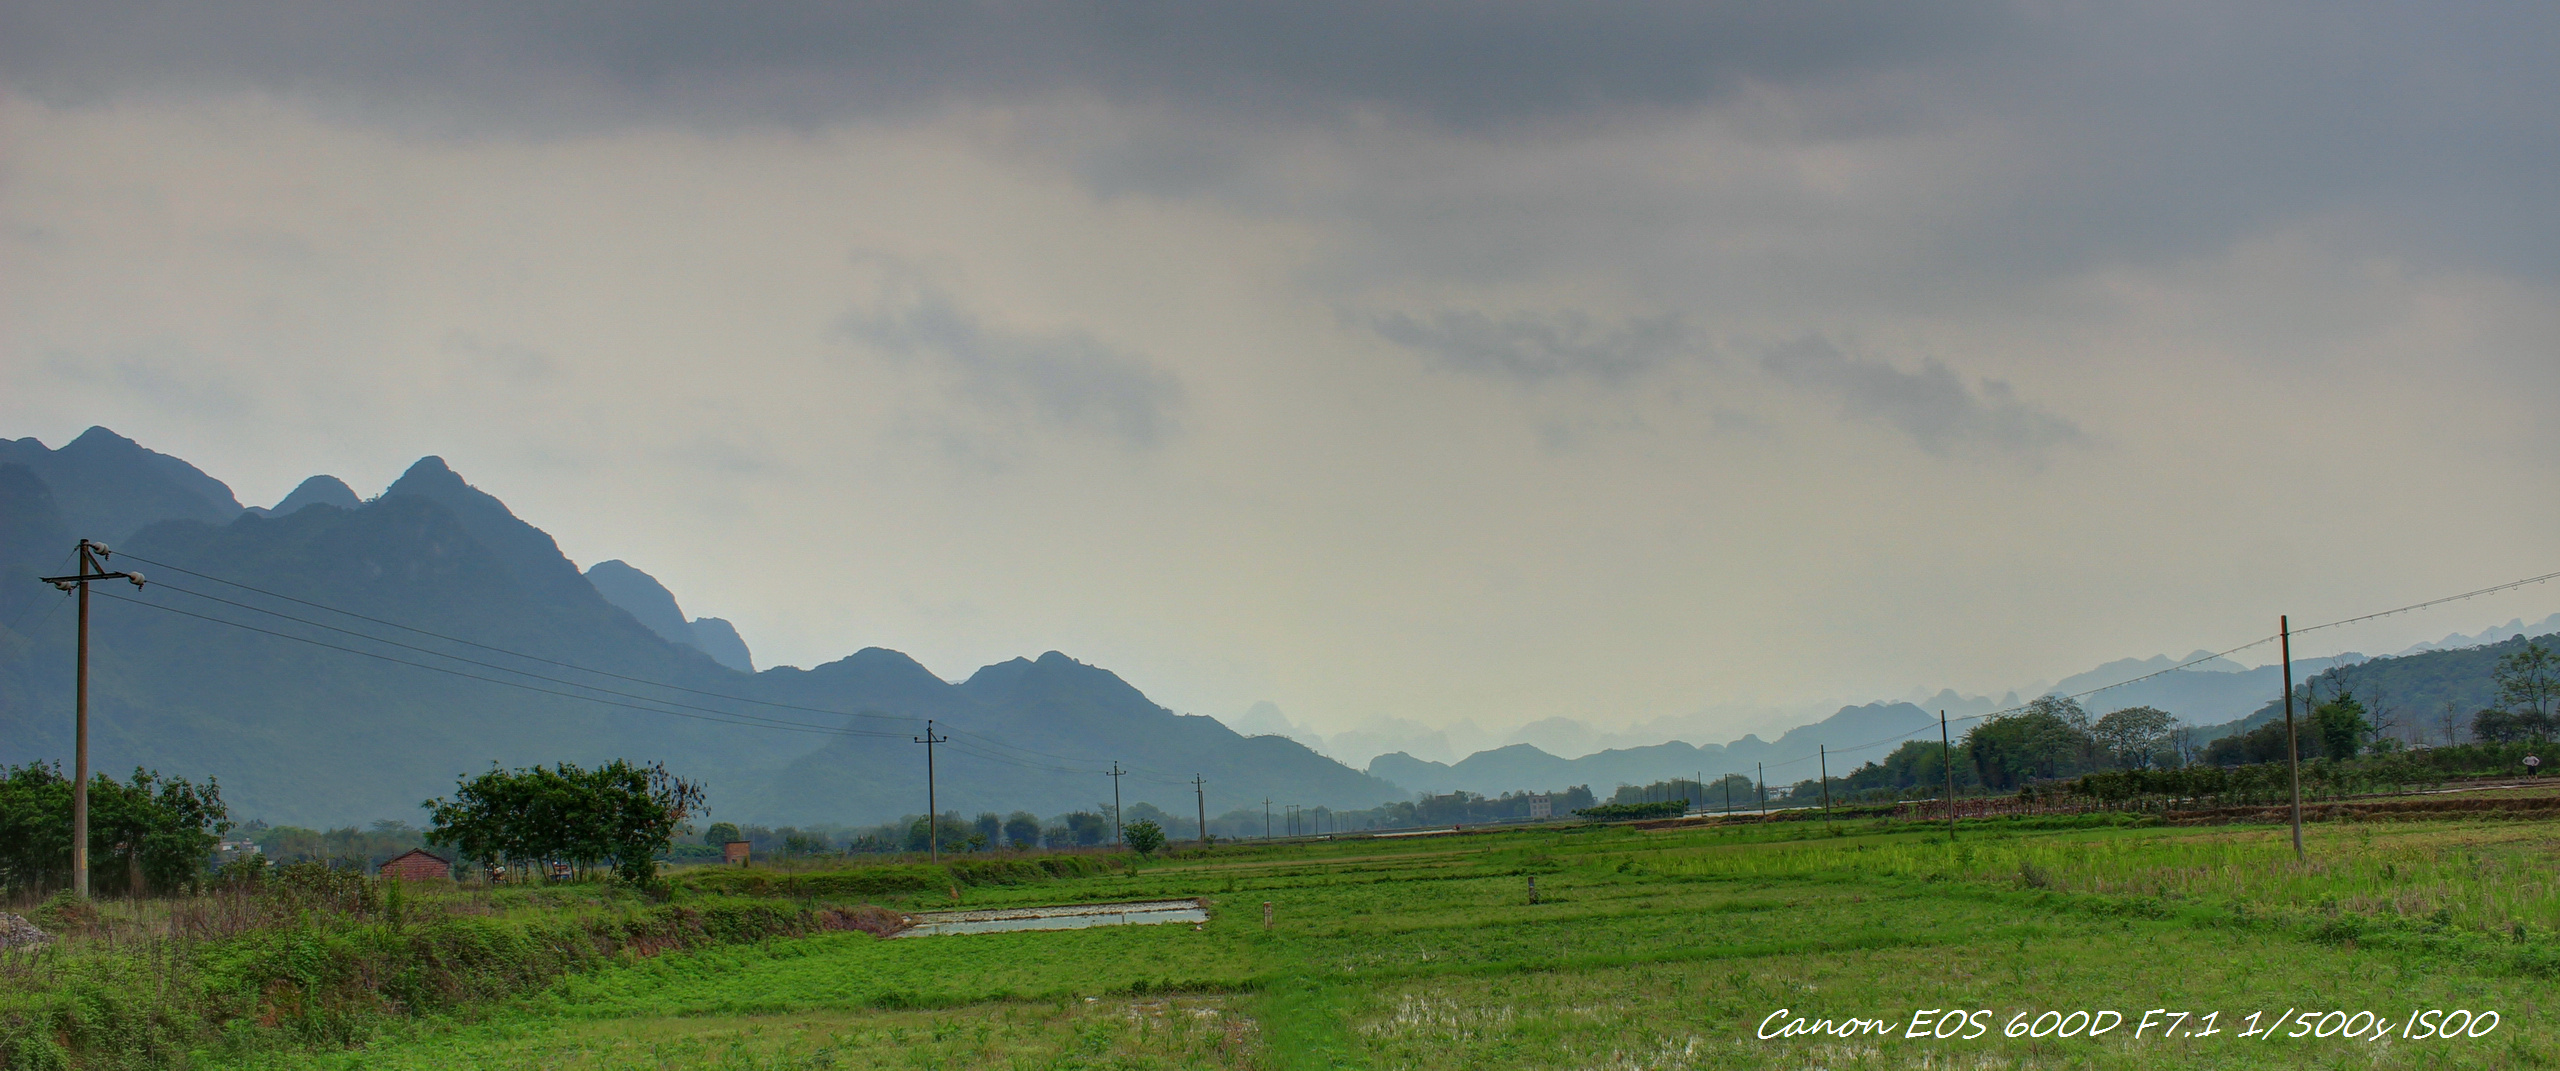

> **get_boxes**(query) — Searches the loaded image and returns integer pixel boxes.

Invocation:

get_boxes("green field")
[169,807,2560,1071]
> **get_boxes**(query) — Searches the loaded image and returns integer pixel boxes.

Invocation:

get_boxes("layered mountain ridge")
[0,427,1397,826]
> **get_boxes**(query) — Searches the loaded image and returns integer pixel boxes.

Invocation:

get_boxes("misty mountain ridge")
[0,427,1394,827]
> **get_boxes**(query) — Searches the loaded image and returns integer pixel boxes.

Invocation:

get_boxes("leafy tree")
[424,759,704,885]
[1122,819,1167,857]
[2093,706,2176,769]
[1967,705,2093,788]
[0,763,230,896]
[2495,641,2559,721]
[1003,811,1042,849]
[703,821,742,845]
[973,812,1003,848]
[2309,694,2371,760]
[903,813,973,853]
[1065,811,1108,846]
[780,829,831,856]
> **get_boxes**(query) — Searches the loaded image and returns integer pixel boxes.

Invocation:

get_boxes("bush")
[1123,820,1166,857]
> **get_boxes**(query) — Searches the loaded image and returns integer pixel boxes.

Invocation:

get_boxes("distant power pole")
[1819,745,1832,820]
[1191,774,1208,846]
[1108,762,1127,845]
[1757,762,1766,817]
[1941,710,1957,840]
[913,719,948,863]
[1263,797,1273,840]
[40,540,144,900]
[2281,615,2304,861]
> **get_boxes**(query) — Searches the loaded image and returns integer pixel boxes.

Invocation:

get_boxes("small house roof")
[383,847,451,865]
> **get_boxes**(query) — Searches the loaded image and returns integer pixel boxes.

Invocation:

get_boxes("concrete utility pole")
[1942,710,1957,840]
[1757,762,1766,817]
[1192,774,1208,846]
[913,719,948,863]
[2282,616,2304,861]
[1108,762,1127,845]
[40,540,143,899]
[1263,797,1272,840]
[1819,745,1832,820]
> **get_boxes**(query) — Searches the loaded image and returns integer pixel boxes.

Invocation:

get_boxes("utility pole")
[1757,762,1766,817]
[40,540,143,900]
[1108,762,1127,845]
[1819,745,1832,820]
[913,719,948,863]
[1192,774,1208,846]
[1263,798,1272,840]
[2282,615,2304,861]
[1941,710,1957,840]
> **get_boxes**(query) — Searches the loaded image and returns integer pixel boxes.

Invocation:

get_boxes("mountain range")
[0,428,1396,827]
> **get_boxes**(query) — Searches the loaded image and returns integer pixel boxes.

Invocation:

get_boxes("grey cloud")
[0,2,2000,132]
[1759,336,2084,458]
[1361,309,1692,382]
[837,287,1182,449]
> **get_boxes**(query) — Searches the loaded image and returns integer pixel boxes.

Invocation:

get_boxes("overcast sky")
[4,2,2556,746]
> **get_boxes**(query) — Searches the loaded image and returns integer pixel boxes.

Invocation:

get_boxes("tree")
[0,763,229,896]
[424,759,704,886]
[704,821,742,845]
[1065,811,1108,846]
[2309,694,2371,760]
[1123,819,1166,857]
[1003,811,1041,849]
[2093,706,2177,769]
[1965,706,2091,789]
[2492,641,2558,740]
[973,812,1004,848]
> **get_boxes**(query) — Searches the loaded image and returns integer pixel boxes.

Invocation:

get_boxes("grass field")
[193,806,2559,1071]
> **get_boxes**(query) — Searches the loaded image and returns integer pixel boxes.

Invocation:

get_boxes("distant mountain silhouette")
[584,560,696,646]
[1369,702,1945,797]
[687,618,753,673]
[0,427,242,542]
[0,433,1393,825]
[584,559,757,674]
[270,475,363,515]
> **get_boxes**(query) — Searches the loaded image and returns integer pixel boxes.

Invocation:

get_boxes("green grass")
[28,813,2560,1069]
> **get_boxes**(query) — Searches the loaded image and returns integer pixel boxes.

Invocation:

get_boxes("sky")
[4,2,2556,758]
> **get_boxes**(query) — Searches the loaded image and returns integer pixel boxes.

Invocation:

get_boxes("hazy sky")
[4,2,2556,745]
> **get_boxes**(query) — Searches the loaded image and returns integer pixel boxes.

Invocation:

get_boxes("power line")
[114,553,918,724]
[94,590,891,738]
[131,579,899,738]
[110,553,1161,777]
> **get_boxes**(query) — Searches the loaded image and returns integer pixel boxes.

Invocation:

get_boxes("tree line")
[422,759,704,885]
[0,763,229,897]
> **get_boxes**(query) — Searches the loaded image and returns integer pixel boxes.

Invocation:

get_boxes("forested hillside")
[0,428,1400,827]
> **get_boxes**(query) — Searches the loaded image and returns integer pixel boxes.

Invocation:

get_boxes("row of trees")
[423,760,704,885]
[0,763,230,896]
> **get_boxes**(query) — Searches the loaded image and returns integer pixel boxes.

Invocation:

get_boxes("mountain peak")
[65,426,138,450]
[273,475,362,514]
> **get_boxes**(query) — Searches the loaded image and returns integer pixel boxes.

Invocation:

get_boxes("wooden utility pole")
[913,719,948,863]
[1819,745,1832,820]
[1191,774,1208,845]
[2282,616,2304,861]
[1941,710,1957,839]
[1108,762,1127,845]
[40,540,143,900]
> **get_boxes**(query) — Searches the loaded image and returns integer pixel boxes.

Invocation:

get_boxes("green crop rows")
[27,808,2560,1070]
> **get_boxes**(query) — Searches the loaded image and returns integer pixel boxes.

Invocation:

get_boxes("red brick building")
[378,848,452,883]
[723,841,751,866]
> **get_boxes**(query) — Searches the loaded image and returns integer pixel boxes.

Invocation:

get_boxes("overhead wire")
[93,590,898,739]
[74,553,2560,816]
[133,578,903,737]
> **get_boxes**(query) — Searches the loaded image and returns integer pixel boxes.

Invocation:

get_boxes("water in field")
[892,898,1209,937]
